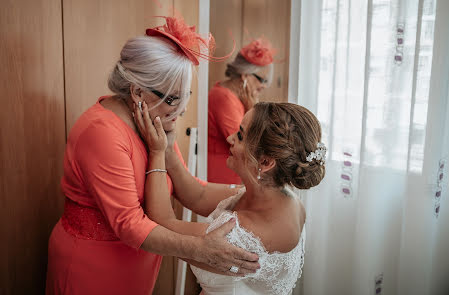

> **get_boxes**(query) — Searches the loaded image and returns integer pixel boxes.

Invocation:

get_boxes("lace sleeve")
[205,211,306,295]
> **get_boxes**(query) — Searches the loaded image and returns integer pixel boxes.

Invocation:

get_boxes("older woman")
[208,38,275,184]
[45,16,258,295]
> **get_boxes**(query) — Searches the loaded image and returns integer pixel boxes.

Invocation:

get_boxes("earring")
[243,79,247,89]
[257,168,261,180]
[138,101,143,112]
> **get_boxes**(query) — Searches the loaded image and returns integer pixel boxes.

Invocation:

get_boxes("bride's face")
[226,109,254,176]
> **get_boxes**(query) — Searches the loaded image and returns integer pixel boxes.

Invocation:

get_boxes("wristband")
[145,169,167,175]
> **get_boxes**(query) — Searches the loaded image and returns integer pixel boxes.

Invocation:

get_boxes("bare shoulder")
[235,197,306,253]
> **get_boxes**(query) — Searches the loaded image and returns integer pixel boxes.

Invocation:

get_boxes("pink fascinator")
[146,16,234,65]
[240,37,276,66]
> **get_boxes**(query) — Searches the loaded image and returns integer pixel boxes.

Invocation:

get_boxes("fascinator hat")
[239,37,276,66]
[146,16,234,65]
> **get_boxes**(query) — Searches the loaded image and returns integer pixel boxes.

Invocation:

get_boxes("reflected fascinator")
[240,37,276,66]
[146,15,234,65]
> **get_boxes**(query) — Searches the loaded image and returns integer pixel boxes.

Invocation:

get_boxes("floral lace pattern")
[192,188,305,295]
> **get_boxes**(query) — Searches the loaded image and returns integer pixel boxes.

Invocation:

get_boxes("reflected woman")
[208,38,275,184]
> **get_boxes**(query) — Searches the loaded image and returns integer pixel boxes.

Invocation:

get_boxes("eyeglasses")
[252,73,268,84]
[150,89,192,106]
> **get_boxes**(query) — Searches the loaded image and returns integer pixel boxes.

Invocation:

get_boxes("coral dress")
[208,83,245,184]
[46,96,195,295]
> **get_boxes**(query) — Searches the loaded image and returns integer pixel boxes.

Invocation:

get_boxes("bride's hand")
[165,128,176,151]
[133,102,167,155]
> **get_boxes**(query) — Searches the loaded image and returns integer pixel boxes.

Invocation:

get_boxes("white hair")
[225,53,274,85]
[108,35,192,120]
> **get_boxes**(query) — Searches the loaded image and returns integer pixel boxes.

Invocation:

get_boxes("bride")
[134,101,326,294]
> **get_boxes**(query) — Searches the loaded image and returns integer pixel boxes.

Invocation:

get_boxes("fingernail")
[155,116,160,121]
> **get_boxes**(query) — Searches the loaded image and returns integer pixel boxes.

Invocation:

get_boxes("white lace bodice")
[191,188,305,295]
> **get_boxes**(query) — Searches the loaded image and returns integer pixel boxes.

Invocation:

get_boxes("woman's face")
[246,66,270,96]
[141,89,186,132]
[226,109,254,177]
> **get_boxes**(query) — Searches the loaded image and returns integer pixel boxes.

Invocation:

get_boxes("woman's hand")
[193,219,260,276]
[133,102,167,155]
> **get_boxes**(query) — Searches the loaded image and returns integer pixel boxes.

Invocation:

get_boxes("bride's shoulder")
[235,199,305,253]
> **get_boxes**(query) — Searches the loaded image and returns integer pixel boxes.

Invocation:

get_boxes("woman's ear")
[260,157,276,173]
[241,73,250,80]
[129,84,142,104]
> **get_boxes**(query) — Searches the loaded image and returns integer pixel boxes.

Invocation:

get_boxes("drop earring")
[138,101,143,112]
[257,168,261,180]
[243,79,247,89]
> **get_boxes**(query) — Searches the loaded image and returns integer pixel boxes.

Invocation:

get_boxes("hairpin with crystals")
[306,142,327,165]
[146,15,235,65]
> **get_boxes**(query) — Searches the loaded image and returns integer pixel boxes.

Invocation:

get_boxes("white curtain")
[294,0,449,294]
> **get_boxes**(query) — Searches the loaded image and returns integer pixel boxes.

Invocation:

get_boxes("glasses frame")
[149,89,192,106]
[252,73,268,84]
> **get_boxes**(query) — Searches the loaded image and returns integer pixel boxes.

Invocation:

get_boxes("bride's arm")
[134,102,259,276]
[144,149,209,236]
[147,152,258,275]
[165,136,240,217]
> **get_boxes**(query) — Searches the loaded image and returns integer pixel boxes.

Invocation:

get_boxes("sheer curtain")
[293,0,449,294]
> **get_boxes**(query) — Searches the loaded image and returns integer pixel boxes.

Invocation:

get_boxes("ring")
[229,265,239,273]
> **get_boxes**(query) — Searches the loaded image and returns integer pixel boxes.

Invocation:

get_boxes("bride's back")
[233,190,306,254]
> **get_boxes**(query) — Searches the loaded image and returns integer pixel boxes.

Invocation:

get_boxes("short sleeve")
[205,211,267,281]
[74,120,157,248]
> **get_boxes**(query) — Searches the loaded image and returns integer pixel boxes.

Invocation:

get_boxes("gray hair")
[225,53,273,85]
[108,36,192,120]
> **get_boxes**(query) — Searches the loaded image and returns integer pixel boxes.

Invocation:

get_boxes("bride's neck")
[240,182,282,211]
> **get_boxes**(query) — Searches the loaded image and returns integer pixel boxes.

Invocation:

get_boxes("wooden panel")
[243,0,291,103]
[209,0,244,91]
[173,0,199,162]
[0,0,66,294]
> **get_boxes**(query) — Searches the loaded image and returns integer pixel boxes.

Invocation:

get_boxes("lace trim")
[204,188,306,295]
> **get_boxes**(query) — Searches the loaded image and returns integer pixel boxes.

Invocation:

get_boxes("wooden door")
[0,0,66,293]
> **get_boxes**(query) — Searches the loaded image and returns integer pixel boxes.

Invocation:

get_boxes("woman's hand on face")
[195,219,260,276]
[133,102,167,155]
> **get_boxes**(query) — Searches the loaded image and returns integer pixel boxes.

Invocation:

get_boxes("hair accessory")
[145,168,167,175]
[240,37,276,66]
[306,142,327,165]
[146,15,235,65]
[257,167,262,180]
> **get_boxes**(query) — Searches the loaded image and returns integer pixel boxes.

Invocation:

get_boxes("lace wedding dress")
[191,188,305,295]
